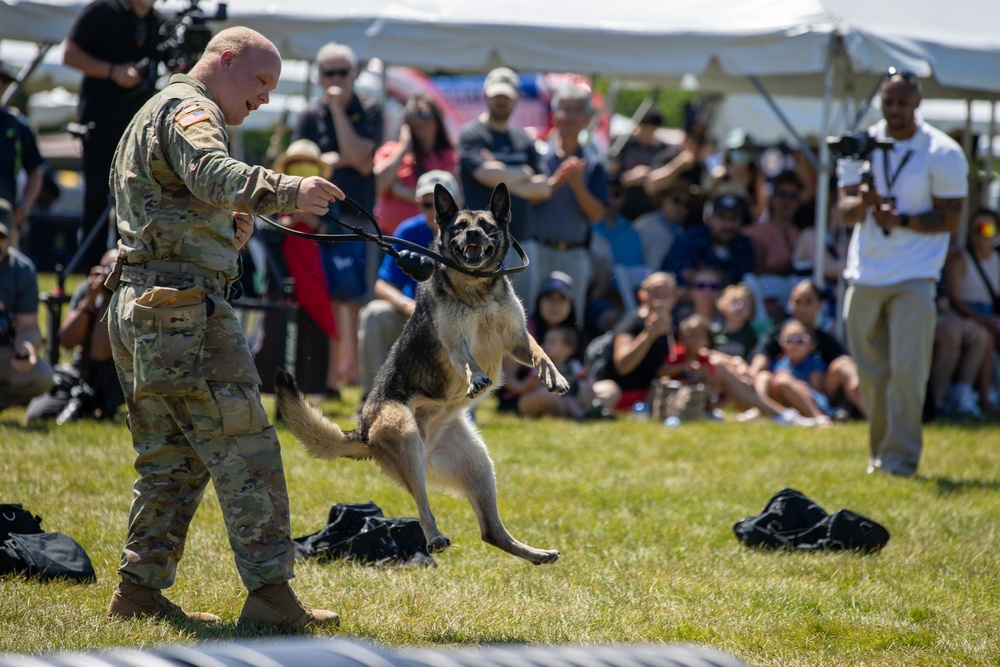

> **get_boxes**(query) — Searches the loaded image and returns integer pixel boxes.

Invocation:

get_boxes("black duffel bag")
[733,488,889,553]
[0,503,97,582]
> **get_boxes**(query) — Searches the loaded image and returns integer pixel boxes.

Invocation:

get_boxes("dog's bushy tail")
[274,370,369,460]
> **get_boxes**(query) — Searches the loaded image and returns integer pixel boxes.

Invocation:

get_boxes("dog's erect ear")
[434,183,459,225]
[488,182,511,228]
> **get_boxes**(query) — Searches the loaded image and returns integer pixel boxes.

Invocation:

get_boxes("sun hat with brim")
[273,139,329,178]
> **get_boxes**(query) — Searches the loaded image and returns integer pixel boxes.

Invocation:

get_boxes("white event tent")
[2,0,999,282]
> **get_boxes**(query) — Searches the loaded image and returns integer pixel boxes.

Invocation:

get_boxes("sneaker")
[953,385,983,418]
[772,408,803,425]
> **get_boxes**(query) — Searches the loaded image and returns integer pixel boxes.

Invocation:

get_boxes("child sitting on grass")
[516,325,619,420]
[713,282,758,362]
[766,319,834,426]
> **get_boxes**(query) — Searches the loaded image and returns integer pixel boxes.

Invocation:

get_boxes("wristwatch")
[899,214,911,228]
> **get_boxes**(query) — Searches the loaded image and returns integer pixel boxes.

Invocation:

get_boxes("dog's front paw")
[467,373,492,398]
[538,365,570,395]
[427,535,451,554]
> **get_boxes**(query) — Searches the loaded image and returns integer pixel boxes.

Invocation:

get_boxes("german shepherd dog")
[275,183,568,564]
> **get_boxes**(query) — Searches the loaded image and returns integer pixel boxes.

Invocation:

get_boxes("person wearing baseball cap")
[482,67,520,100]
[458,67,549,309]
[357,170,462,404]
[0,63,45,245]
[0,196,55,416]
[662,190,756,288]
[414,169,459,201]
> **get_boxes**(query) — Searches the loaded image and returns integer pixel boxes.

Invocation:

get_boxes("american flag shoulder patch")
[177,107,211,128]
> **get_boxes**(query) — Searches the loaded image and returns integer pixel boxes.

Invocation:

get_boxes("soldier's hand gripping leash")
[255,195,529,282]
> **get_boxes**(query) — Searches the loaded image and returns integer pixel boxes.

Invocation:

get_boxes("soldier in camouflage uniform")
[105,26,343,629]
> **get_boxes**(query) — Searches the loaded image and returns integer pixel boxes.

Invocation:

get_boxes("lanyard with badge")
[873,139,913,236]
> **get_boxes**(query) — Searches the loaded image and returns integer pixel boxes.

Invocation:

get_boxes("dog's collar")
[256,196,529,280]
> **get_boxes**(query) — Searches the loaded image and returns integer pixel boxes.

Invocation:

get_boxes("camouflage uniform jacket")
[111,73,300,280]
[110,73,300,386]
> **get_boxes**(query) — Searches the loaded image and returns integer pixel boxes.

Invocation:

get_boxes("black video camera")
[155,0,228,75]
[827,131,894,161]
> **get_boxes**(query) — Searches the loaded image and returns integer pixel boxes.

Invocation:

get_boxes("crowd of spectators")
[5,44,1000,445]
[246,53,1000,436]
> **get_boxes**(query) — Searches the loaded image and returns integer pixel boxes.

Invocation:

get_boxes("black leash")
[255,195,529,283]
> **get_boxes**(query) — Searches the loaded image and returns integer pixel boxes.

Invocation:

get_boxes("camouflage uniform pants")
[108,285,294,591]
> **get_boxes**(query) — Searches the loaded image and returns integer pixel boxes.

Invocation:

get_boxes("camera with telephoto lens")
[827,131,894,160]
[157,0,228,73]
[56,382,97,425]
[134,0,228,88]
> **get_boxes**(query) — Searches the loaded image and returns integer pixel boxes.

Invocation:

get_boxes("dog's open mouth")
[460,243,493,263]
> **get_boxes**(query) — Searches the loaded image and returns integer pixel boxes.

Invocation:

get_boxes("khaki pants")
[844,279,936,476]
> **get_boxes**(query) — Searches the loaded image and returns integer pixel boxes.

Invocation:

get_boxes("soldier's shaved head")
[190,26,281,126]
[200,26,276,63]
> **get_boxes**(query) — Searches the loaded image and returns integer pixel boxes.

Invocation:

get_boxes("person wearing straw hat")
[273,138,344,396]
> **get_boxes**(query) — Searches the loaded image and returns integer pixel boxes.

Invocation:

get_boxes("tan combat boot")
[238,582,340,630]
[107,581,221,623]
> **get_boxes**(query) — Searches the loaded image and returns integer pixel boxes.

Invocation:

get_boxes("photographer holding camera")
[0,198,54,417]
[836,68,968,478]
[25,249,124,425]
[64,0,163,271]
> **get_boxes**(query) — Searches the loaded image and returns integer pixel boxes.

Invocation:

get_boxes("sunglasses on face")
[773,190,799,200]
[419,200,436,211]
[407,108,435,122]
[320,67,351,78]
[975,221,997,238]
[781,334,811,345]
[694,281,720,291]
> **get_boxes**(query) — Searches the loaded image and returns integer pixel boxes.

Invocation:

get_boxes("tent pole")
[985,101,996,206]
[959,98,974,246]
[0,42,53,108]
[608,90,655,157]
[814,46,835,292]
[748,75,817,167]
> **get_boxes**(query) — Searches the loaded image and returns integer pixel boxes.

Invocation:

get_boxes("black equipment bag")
[733,488,889,553]
[0,503,44,541]
[0,532,97,582]
[293,501,434,567]
[0,503,97,582]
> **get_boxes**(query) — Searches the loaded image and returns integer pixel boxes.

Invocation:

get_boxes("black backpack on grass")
[0,503,97,583]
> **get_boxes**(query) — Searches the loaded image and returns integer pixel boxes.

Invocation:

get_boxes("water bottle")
[632,401,649,421]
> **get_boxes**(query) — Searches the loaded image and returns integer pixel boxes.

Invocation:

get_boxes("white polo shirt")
[838,118,968,287]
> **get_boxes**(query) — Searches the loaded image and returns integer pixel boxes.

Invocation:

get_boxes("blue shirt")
[531,143,608,245]
[592,215,645,268]
[773,352,826,383]
[662,223,756,286]
[0,109,44,205]
[377,213,435,298]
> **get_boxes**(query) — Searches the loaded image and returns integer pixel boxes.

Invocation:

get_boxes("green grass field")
[2,382,999,666]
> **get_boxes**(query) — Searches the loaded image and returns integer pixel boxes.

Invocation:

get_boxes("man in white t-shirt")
[837,68,968,477]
